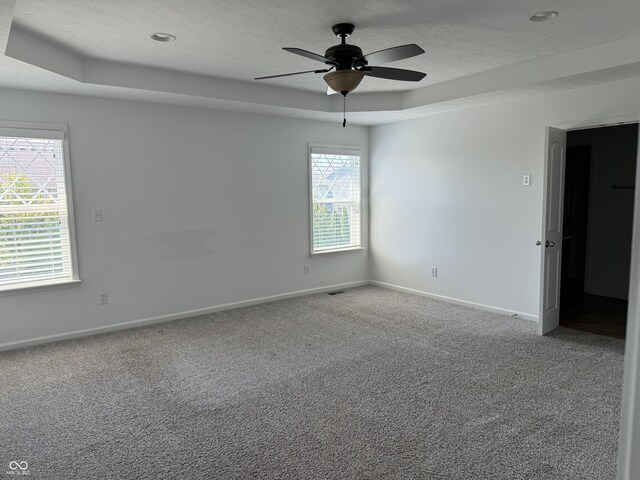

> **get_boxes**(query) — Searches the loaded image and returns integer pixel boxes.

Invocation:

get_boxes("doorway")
[559,123,638,338]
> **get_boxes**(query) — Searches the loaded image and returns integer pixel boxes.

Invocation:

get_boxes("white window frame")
[308,142,364,255]
[0,121,80,294]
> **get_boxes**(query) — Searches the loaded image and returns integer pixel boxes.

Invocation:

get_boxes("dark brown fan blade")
[255,68,331,80]
[363,66,426,81]
[356,44,424,66]
[283,47,337,65]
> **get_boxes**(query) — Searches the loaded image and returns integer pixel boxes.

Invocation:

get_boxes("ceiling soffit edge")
[3,22,640,119]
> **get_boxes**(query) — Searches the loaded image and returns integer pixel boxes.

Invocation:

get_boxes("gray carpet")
[0,286,625,479]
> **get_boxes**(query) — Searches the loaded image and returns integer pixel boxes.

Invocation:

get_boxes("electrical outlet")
[98,292,109,305]
[522,174,531,186]
[304,264,310,274]
[431,267,438,277]
[92,208,103,222]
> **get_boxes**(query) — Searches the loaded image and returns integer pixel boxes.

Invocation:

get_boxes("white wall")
[369,77,640,318]
[619,177,640,479]
[0,89,368,348]
[617,97,640,480]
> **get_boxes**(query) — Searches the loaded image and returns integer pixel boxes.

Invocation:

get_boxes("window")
[309,145,362,253]
[0,124,79,292]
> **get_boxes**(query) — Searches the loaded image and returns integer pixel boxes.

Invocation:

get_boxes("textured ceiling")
[11,0,640,94]
[1,0,639,125]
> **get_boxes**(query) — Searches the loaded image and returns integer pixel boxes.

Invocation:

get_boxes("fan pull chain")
[343,95,347,128]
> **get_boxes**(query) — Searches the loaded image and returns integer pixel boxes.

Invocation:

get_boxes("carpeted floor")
[0,286,625,479]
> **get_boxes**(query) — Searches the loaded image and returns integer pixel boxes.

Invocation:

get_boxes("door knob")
[536,241,542,246]
[546,240,555,248]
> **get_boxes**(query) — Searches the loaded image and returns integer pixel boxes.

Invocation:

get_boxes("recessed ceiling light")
[529,11,559,22]
[150,33,176,42]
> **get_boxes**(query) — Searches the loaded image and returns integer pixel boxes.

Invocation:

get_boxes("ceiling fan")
[255,23,427,126]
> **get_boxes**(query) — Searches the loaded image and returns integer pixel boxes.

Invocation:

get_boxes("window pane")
[310,149,361,253]
[0,134,76,289]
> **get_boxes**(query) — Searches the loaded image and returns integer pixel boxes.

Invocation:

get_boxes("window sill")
[0,279,82,296]
[311,247,366,256]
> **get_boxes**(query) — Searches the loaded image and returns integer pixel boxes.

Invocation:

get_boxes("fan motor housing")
[324,44,364,69]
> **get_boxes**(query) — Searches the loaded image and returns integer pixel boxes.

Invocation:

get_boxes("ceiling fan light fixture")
[529,11,559,22]
[150,32,176,42]
[323,70,366,96]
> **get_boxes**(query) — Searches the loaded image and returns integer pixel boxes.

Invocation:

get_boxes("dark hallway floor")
[560,282,627,339]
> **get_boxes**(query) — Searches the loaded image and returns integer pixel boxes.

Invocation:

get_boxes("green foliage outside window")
[313,203,351,249]
[0,172,61,276]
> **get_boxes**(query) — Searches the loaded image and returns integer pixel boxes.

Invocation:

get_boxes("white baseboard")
[0,280,369,352]
[369,280,539,322]
[0,279,538,353]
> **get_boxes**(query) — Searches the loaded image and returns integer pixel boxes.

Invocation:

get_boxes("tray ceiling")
[1,0,640,124]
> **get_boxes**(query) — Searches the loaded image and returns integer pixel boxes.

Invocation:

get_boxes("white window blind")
[0,130,78,291]
[310,146,361,253]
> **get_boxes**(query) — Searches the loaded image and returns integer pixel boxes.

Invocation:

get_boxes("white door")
[539,127,567,335]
